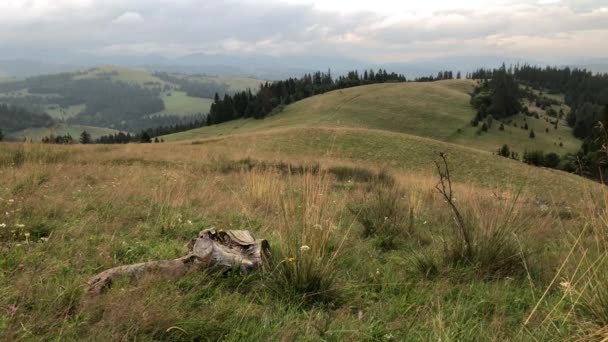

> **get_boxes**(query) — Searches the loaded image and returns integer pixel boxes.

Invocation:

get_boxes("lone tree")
[0,129,3,142]
[140,132,152,143]
[529,129,536,139]
[79,130,92,144]
[498,144,510,157]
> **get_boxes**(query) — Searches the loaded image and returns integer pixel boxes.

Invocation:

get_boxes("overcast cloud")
[0,0,606,63]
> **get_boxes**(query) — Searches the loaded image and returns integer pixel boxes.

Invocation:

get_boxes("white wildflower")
[0,223,6,228]
[16,224,25,228]
[8,199,14,203]
[187,220,193,225]
[300,245,310,252]
[313,224,322,230]
[423,221,428,225]
[560,281,572,291]
[540,204,549,212]
[40,237,49,242]
[376,268,381,275]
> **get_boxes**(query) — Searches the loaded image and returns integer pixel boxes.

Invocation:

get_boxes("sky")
[0,0,607,64]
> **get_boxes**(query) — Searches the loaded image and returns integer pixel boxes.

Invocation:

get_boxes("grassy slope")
[165,80,581,154]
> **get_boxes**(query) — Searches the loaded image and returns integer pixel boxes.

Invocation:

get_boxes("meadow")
[0,139,605,341]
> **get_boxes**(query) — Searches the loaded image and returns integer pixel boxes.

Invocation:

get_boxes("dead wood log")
[87,228,270,295]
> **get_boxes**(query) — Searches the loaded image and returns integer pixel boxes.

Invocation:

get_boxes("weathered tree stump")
[87,228,270,295]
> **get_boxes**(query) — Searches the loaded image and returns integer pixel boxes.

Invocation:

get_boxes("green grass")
[152,91,213,117]
[7,124,120,142]
[165,80,581,154]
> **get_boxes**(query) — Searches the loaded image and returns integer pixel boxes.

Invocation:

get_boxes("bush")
[544,153,561,168]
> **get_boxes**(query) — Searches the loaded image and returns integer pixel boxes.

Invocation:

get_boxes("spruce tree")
[79,130,92,144]
[529,129,535,139]
[0,129,3,142]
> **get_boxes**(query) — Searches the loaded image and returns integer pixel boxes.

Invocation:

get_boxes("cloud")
[0,0,606,63]
[111,12,144,25]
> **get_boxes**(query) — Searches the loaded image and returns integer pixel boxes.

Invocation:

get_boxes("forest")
[470,65,608,180]
[0,104,55,133]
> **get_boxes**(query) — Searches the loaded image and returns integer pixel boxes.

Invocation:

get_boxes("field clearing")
[178,74,265,92]
[6,124,120,141]
[165,80,581,154]
[43,104,86,120]
[0,141,604,340]
[152,91,213,117]
[74,66,173,88]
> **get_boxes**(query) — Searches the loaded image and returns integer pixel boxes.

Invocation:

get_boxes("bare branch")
[434,152,472,259]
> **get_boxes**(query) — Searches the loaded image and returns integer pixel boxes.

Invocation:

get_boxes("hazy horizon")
[0,0,606,66]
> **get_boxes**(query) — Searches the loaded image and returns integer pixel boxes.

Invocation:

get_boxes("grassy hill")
[165,80,581,154]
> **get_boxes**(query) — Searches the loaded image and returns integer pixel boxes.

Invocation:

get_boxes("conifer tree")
[79,130,91,144]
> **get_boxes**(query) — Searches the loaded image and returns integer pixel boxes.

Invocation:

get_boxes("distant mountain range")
[0,50,606,80]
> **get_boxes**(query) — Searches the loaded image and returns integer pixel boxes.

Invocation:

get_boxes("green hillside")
[0,66,264,132]
[164,80,581,154]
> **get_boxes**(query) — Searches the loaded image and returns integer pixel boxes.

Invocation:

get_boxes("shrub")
[349,186,408,243]
[498,144,510,158]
